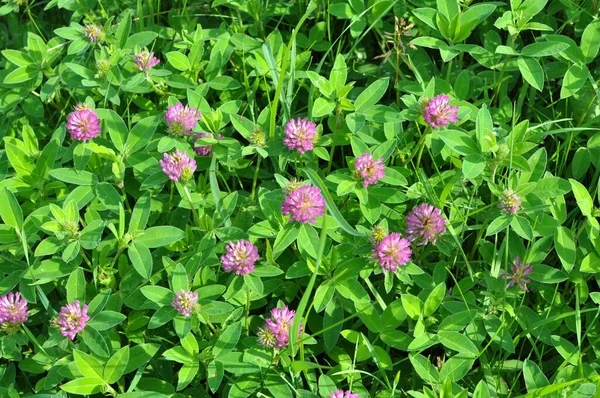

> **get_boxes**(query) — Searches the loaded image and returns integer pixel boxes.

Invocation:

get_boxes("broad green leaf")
[401,294,422,319]
[437,130,479,156]
[476,104,495,153]
[140,286,174,305]
[171,263,189,292]
[104,346,129,384]
[80,328,110,358]
[355,78,389,112]
[73,350,104,378]
[129,193,151,233]
[134,226,186,248]
[126,116,159,154]
[534,177,571,198]
[409,353,439,383]
[569,179,593,217]
[580,20,600,63]
[0,188,23,230]
[312,97,336,117]
[438,331,479,358]
[521,41,570,57]
[329,54,347,92]
[60,377,105,394]
[177,362,199,391]
[49,168,98,186]
[166,51,191,71]
[124,344,160,374]
[213,321,242,360]
[273,222,301,257]
[88,311,127,331]
[517,56,544,91]
[3,66,39,84]
[554,227,576,272]
[129,242,152,280]
[561,64,587,99]
[523,359,549,392]
[66,268,86,304]
[148,306,178,329]
[207,361,224,393]
[423,283,445,316]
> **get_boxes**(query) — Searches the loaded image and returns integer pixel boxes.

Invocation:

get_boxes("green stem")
[183,185,202,228]
[250,156,262,202]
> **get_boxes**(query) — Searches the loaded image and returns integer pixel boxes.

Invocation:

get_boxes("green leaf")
[80,328,110,358]
[580,252,600,273]
[423,283,445,316]
[523,359,549,392]
[60,377,105,395]
[0,188,23,230]
[244,273,263,296]
[171,263,189,292]
[569,179,593,217]
[49,168,98,186]
[3,66,39,84]
[580,20,600,63]
[141,286,174,305]
[329,54,347,92]
[437,0,459,23]
[95,183,121,213]
[304,169,364,237]
[409,353,439,383]
[511,215,533,240]
[134,226,186,248]
[177,362,198,391]
[462,154,486,179]
[534,177,571,198]
[126,116,159,154]
[124,344,160,374]
[129,193,152,233]
[438,331,479,358]
[166,51,191,71]
[98,109,128,152]
[66,268,86,304]
[529,264,568,283]
[149,306,178,329]
[128,243,152,280]
[273,222,301,257]
[401,294,422,319]
[104,346,129,384]
[437,130,479,156]
[517,56,544,91]
[336,279,370,303]
[88,311,126,331]
[73,350,104,378]
[521,41,570,57]
[312,97,336,117]
[124,31,158,49]
[355,78,389,112]
[476,104,495,153]
[213,321,242,360]
[554,227,576,272]
[560,64,587,99]
[207,361,224,393]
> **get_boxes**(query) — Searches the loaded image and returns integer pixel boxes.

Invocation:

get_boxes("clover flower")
[57,301,90,340]
[499,189,522,215]
[160,150,197,183]
[84,24,103,43]
[501,257,533,291]
[354,153,385,188]
[66,107,101,142]
[281,185,325,224]
[283,117,317,154]
[132,50,160,72]
[194,133,223,156]
[171,290,199,317]
[264,306,302,349]
[165,103,201,136]
[372,232,412,272]
[0,292,28,326]
[221,240,260,275]
[257,326,278,348]
[423,94,459,129]
[405,203,447,246]
[330,390,359,398]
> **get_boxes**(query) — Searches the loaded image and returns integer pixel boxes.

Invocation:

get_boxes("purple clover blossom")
[160,150,197,183]
[423,94,459,129]
[281,185,325,224]
[354,153,385,188]
[405,203,447,246]
[330,390,360,398]
[84,24,102,43]
[283,117,317,154]
[165,103,201,137]
[57,301,90,340]
[132,50,160,72]
[0,292,28,326]
[501,257,533,291]
[499,189,522,215]
[221,240,260,275]
[372,233,412,272]
[171,290,199,317]
[264,306,302,349]
[194,133,224,156]
[66,107,101,142]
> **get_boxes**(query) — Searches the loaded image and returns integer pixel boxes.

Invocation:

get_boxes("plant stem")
[183,185,202,228]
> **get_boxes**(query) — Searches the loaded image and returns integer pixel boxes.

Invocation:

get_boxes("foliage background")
[1,0,600,396]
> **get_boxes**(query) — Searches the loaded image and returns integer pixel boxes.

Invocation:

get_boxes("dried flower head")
[171,290,199,317]
[194,133,223,156]
[501,257,533,291]
[160,150,197,183]
[84,24,103,43]
[372,232,412,272]
[330,390,360,398]
[264,306,302,349]
[221,239,260,275]
[283,117,317,154]
[405,203,447,246]
[354,153,385,188]
[165,103,201,137]
[375,16,416,63]
[281,185,325,224]
[132,50,160,72]
[66,108,101,142]
[423,94,459,129]
[499,189,522,215]
[57,301,90,340]
[0,292,28,326]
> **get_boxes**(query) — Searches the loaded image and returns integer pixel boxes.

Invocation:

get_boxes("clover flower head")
[160,150,197,183]
[132,50,160,72]
[501,257,533,291]
[423,94,459,129]
[84,24,103,43]
[405,203,447,246]
[171,290,199,317]
[281,185,325,224]
[354,153,385,188]
[66,108,101,142]
[283,117,317,154]
[330,390,360,398]
[372,232,412,272]
[264,306,302,349]
[221,239,260,275]
[57,301,90,340]
[0,292,28,326]
[165,103,201,136]
[499,189,522,215]
[194,133,223,156]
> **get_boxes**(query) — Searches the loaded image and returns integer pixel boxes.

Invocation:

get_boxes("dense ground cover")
[1,0,600,397]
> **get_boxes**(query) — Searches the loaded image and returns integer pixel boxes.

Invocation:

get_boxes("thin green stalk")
[250,156,262,202]
[183,185,202,228]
